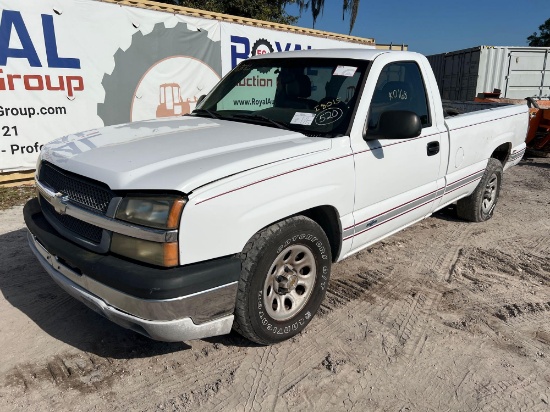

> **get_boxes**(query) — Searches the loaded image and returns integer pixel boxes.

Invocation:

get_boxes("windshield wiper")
[231,114,290,131]
[192,108,220,119]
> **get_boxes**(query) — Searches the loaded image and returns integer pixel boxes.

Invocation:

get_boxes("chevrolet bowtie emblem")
[51,192,69,215]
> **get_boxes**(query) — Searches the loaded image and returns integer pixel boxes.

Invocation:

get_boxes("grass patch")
[0,185,36,210]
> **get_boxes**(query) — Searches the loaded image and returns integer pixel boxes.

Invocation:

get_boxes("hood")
[41,116,331,193]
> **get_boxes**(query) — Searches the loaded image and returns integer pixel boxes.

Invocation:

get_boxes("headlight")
[110,233,179,267]
[112,195,186,267]
[115,195,186,229]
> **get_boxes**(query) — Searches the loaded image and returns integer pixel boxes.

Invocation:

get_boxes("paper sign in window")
[333,66,357,77]
[290,112,316,125]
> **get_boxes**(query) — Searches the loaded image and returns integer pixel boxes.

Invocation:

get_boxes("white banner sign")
[220,22,371,74]
[0,0,372,172]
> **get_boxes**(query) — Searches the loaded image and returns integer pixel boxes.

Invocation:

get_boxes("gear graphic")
[251,39,275,74]
[251,38,274,56]
[97,22,221,127]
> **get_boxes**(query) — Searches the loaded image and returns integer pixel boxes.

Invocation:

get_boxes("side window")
[367,62,431,130]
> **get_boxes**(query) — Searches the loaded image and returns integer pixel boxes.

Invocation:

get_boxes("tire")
[457,158,503,222]
[233,216,332,345]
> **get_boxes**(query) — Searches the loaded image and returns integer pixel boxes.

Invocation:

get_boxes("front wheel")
[457,158,503,222]
[233,216,332,344]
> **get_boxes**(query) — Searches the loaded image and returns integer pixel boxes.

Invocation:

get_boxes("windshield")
[194,57,370,137]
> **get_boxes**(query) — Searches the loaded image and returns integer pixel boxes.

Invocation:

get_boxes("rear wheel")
[233,216,332,345]
[457,158,503,222]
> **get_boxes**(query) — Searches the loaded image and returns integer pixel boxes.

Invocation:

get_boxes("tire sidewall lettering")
[276,233,326,259]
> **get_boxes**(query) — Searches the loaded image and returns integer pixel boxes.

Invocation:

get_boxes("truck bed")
[442,100,515,117]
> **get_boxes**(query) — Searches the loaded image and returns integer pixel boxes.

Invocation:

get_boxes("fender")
[483,132,513,161]
[178,139,356,265]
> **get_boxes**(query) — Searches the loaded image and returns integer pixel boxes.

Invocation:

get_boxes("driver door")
[348,61,443,251]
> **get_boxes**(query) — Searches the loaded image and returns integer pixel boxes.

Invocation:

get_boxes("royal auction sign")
[0,0,371,171]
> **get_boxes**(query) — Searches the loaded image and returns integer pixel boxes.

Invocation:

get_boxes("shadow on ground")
[519,157,550,169]
[0,228,191,359]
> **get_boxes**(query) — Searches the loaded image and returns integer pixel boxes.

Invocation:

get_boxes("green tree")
[150,0,361,34]
[528,18,550,46]
[297,0,361,34]
[153,0,299,25]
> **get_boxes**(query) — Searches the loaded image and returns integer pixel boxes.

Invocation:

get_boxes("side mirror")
[196,94,206,105]
[365,110,422,140]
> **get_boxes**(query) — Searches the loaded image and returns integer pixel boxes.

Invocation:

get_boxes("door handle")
[427,141,440,156]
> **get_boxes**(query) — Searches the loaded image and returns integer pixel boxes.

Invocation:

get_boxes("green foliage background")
[528,18,550,46]
[154,0,361,34]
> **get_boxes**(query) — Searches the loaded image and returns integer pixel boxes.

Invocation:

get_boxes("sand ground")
[0,156,549,411]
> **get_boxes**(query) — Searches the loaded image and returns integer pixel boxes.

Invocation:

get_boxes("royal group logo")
[230,36,312,69]
[0,10,84,97]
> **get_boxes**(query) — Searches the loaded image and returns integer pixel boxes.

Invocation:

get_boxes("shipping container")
[427,46,550,101]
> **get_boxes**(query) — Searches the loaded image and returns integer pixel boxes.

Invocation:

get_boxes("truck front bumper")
[24,198,241,342]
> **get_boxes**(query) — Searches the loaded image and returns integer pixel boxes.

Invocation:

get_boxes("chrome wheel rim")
[481,173,498,214]
[263,244,317,321]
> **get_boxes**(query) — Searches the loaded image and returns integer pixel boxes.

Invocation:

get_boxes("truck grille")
[39,162,113,214]
[38,162,114,245]
[41,196,103,243]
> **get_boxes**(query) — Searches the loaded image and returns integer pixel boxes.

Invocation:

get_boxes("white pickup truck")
[24,49,528,345]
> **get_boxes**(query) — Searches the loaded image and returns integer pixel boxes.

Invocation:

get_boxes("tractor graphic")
[156,83,198,118]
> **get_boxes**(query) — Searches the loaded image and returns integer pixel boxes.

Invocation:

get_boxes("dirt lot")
[0,157,549,412]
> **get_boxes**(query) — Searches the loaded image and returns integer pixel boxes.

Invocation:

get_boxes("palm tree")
[297,0,360,34]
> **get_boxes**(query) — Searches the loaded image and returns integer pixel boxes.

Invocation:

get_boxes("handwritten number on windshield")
[314,97,341,112]
[315,107,343,125]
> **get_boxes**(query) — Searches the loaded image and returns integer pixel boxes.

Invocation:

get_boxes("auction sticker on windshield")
[290,112,316,125]
[333,66,357,77]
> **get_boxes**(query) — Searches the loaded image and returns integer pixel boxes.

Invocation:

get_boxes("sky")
[285,0,550,56]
